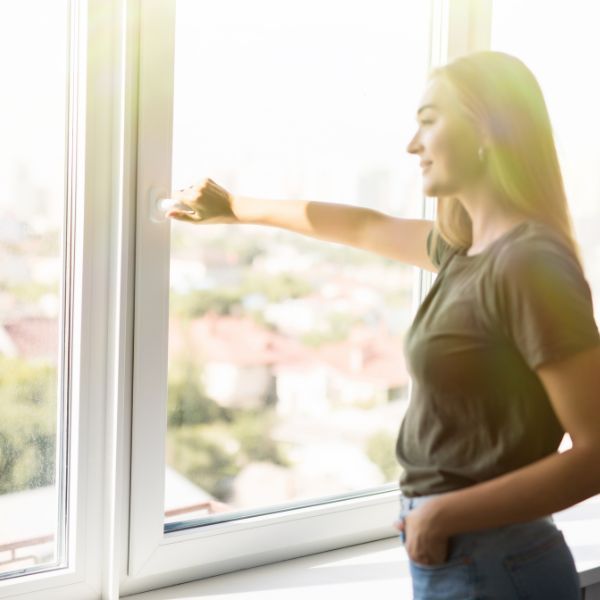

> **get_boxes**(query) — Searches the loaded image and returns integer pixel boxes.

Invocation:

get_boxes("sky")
[1,0,600,286]
[170,0,430,208]
[0,0,68,223]
[2,1,599,206]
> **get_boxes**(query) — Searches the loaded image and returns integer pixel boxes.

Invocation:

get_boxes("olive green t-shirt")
[396,220,600,497]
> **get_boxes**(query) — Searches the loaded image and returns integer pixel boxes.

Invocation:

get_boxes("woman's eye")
[420,119,434,125]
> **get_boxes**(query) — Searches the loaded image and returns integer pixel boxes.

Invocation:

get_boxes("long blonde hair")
[430,51,580,264]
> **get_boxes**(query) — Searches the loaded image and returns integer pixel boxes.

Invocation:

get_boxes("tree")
[167,358,230,427]
[0,357,57,493]
[366,430,402,483]
[170,272,314,319]
[166,425,238,501]
[166,357,290,501]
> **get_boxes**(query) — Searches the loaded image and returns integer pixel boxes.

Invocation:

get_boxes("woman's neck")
[457,187,526,256]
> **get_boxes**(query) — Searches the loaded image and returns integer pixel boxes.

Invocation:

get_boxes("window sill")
[124,494,600,599]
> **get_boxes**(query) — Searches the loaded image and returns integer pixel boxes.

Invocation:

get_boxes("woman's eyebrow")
[417,103,438,116]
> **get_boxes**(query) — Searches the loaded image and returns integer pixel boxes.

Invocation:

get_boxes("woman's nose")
[406,131,422,155]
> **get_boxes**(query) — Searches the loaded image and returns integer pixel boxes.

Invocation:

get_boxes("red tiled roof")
[2,317,58,363]
[169,312,313,368]
[2,314,409,387]
[169,314,408,387]
[316,325,408,386]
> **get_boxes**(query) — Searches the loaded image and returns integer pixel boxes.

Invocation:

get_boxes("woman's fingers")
[166,209,199,223]
[168,178,236,224]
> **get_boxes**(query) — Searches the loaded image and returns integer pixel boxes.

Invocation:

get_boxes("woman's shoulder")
[426,228,461,269]
[493,220,584,283]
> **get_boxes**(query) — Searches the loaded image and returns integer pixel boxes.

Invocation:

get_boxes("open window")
[127,0,438,588]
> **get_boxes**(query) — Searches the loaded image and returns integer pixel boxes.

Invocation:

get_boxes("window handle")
[149,186,194,222]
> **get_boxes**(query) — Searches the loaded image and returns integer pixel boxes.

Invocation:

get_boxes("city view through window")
[163,0,431,526]
[0,0,68,576]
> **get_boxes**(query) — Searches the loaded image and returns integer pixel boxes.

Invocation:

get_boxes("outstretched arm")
[233,194,436,271]
[168,179,437,271]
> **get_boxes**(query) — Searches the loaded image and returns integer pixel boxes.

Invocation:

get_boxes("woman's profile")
[167,51,600,599]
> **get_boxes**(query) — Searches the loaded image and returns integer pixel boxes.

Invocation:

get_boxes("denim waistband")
[399,493,445,514]
[397,492,555,544]
[397,494,444,543]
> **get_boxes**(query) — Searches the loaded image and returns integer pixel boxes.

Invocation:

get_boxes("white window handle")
[149,186,195,222]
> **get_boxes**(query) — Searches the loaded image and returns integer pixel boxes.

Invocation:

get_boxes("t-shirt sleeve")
[495,239,600,370]
[426,228,454,270]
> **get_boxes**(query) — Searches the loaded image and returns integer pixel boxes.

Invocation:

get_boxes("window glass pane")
[491,1,600,311]
[165,0,431,527]
[0,0,69,576]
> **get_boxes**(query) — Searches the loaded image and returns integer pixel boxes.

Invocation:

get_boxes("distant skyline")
[2,0,600,299]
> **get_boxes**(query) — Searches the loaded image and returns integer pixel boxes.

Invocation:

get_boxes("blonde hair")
[430,51,580,264]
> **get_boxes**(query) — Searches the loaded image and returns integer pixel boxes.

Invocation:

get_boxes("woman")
[167,52,600,599]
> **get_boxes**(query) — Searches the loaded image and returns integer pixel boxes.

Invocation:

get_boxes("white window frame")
[417,0,492,297]
[122,0,493,595]
[0,1,496,598]
[0,0,125,598]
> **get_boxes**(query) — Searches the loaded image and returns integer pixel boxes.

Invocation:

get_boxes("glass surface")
[491,1,600,311]
[0,1,69,576]
[164,0,431,526]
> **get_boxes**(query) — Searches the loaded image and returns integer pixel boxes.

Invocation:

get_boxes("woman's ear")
[476,130,492,164]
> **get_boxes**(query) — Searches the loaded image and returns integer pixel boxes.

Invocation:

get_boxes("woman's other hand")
[167,178,238,224]
[395,502,450,566]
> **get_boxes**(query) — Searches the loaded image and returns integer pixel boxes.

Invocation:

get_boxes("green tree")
[0,357,57,494]
[366,430,402,482]
[301,312,360,347]
[166,425,238,501]
[170,288,244,318]
[170,272,314,320]
[167,359,230,427]
[166,412,289,502]
[229,409,289,467]
[239,272,313,303]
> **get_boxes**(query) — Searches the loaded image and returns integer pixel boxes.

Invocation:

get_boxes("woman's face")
[407,77,484,198]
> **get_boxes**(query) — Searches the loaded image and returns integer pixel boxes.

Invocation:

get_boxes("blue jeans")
[398,494,581,600]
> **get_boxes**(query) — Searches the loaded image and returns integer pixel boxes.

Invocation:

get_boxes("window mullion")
[415,0,493,305]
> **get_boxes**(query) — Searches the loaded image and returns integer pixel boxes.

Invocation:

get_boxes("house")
[169,313,409,416]
[0,316,58,364]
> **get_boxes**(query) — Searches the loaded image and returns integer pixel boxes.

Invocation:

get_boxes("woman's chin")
[422,183,440,198]
[422,180,457,199]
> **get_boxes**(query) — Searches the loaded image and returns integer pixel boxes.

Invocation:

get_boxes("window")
[0,1,116,598]
[0,0,70,580]
[127,0,437,588]
[164,0,430,527]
